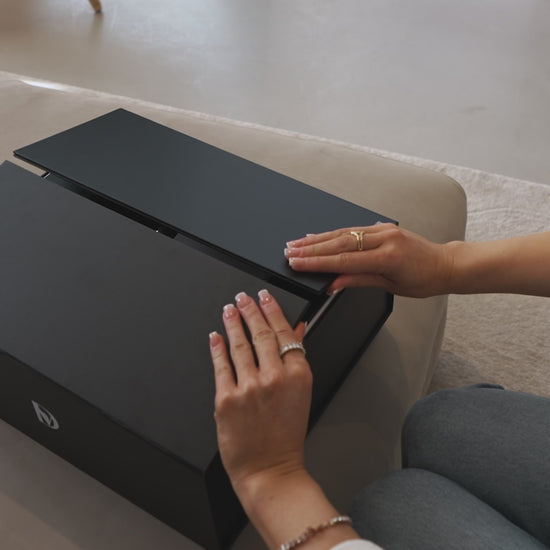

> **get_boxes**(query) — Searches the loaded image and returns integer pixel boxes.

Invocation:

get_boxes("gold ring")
[349,231,365,251]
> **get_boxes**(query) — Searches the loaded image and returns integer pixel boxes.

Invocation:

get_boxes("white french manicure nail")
[234,291,249,307]
[223,304,238,319]
[258,289,272,304]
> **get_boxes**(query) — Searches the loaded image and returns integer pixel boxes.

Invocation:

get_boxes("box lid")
[0,161,307,470]
[14,109,395,297]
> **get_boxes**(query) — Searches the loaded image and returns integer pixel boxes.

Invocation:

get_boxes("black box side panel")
[305,288,393,422]
[0,351,236,550]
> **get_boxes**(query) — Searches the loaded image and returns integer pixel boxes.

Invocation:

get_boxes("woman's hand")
[209,289,311,494]
[209,290,360,550]
[285,223,455,298]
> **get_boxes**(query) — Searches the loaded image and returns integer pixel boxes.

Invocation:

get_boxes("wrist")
[442,240,468,294]
[235,467,358,550]
[443,240,507,294]
[234,464,311,513]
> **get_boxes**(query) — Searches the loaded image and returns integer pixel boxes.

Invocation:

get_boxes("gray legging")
[352,384,550,549]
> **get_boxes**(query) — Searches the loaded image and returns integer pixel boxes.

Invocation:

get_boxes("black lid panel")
[15,109,395,296]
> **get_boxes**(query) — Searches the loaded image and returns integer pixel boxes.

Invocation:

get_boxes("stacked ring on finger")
[279,341,306,358]
[349,230,365,251]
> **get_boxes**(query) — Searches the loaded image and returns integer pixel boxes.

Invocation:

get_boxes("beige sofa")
[0,71,466,549]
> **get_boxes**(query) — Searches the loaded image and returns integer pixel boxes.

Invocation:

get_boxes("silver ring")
[279,341,306,358]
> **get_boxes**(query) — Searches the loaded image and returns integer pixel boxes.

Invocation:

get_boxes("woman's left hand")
[209,289,311,495]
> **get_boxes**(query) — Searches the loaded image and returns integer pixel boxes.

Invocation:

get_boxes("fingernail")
[258,289,273,305]
[209,331,220,344]
[284,247,298,258]
[235,291,251,308]
[327,287,343,296]
[288,258,296,268]
[223,304,238,319]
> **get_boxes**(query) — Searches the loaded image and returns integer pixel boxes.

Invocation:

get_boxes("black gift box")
[0,110,394,549]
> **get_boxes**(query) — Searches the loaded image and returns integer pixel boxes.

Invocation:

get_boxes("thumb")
[293,322,306,342]
[328,273,391,293]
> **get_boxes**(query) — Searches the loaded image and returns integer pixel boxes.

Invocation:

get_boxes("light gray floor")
[1,0,549,184]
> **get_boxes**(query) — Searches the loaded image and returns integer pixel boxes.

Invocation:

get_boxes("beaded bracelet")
[278,515,353,550]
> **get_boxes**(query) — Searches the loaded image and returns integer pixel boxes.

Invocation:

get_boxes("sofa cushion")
[0,71,466,550]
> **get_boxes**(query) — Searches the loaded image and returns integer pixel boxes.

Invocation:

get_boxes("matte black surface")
[15,109,395,297]
[305,287,392,426]
[0,161,307,469]
[3,113,396,548]
[0,351,236,550]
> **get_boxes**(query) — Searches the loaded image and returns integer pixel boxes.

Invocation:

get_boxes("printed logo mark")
[31,401,59,430]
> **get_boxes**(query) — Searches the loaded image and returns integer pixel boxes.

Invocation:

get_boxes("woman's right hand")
[209,290,360,550]
[285,223,456,298]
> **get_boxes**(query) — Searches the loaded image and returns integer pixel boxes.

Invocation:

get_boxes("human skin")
[207,226,549,548]
[284,225,550,298]
[209,290,360,549]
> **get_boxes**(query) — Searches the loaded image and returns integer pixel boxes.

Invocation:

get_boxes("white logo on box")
[31,401,59,430]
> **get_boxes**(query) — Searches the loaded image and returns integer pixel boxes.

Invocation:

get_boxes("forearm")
[445,232,550,296]
[235,469,359,550]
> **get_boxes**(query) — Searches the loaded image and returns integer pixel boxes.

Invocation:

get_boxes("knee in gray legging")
[401,383,505,469]
[399,384,550,546]
[351,468,546,550]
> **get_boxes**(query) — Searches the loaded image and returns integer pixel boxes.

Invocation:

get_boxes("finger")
[287,229,342,248]
[285,233,352,259]
[258,289,308,365]
[293,322,306,343]
[327,273,392,294]
[286,224,391,248]
[285,229,385,259]
[288,248,381,274]
[209,331,235,394]
[234,291,280,367]
[286,225,391,257]
[222,303,257,381]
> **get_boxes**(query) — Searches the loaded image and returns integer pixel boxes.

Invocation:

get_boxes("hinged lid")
[15,109,395,297]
